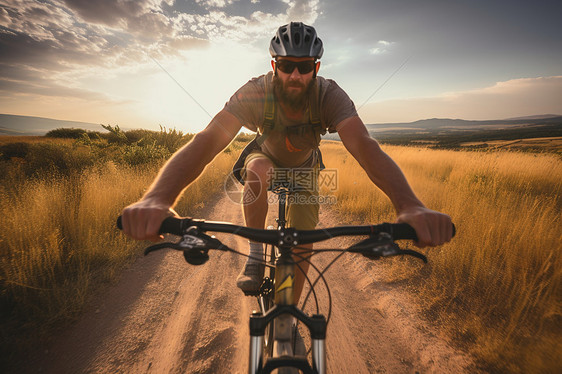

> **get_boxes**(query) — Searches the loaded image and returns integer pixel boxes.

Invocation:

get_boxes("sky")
[1,0,561,132]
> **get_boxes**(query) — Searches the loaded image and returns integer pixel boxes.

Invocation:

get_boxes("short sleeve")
[320,79,358,133]
[223,75,266,132]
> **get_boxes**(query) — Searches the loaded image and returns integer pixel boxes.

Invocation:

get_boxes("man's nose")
[289,67,302,78]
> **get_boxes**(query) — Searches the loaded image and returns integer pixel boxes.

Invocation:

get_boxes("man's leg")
[236,155,274,292]
[293,244,313,304]
[242,156,273,229]
[287,185,319,304]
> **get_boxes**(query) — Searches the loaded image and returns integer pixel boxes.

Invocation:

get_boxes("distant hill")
[322,115,562,149]
[0,114,104,135]
[360,115,562,150]
[365,115,562,132]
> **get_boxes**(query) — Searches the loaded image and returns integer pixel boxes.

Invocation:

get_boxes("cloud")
[167,35,209,50]
[0,76,110,101]
[63,0,155,27]
[195,0,237,8]
[360,76,562,122]
[0,0,321,123]
[370,40,394,55]
[286,0,319,24]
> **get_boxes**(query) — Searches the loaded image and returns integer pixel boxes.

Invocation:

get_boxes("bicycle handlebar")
[117,216,455,245]
[116,216,440,245]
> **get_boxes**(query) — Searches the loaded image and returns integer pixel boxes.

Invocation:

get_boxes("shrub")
[121,143,170,166]
[0,142,30,160]
[46,128,88,139]
[131,126,193,153]
[101,124,128,145]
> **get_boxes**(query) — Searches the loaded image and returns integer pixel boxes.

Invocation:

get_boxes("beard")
[273,75,314,112]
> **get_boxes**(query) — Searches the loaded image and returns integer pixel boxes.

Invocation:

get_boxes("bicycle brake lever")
[347,233,428,263]
[144,242,182,255]
[143,227,232,266]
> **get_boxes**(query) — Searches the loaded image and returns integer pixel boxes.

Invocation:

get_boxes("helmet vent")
[283,34,289,42]
[294,32,301,45]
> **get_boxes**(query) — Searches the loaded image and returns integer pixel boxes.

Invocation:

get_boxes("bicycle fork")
[248,249,327,374]
[249,307,327,374]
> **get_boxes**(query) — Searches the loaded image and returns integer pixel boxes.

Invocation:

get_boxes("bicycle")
[117,188,454,374]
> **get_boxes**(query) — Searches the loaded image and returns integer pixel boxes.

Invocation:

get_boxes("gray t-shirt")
[224,72,358,168]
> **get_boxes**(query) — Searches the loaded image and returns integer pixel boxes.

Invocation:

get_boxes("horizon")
[1,1,561,133]
[3,112,562,137]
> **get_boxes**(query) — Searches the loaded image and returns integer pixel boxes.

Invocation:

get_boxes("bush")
[126,126,193,153]
[46,128,88,139]
[235,132,254,143]
[24,143,97,177]
[101,124,128,145]
[0,142,30,160]
[121,143,170,166]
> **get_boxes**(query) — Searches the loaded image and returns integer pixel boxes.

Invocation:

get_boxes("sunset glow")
[1,0,561,132]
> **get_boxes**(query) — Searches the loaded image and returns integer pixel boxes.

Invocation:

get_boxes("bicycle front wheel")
[259,243,276,360]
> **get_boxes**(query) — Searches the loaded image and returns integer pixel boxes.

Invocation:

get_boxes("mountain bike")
[117,190,454,374]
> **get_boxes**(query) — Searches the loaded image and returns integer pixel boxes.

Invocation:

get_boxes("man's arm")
[336,116,453,247]
[121,110,243,241]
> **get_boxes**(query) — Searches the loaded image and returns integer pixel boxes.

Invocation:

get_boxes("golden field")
[1,131,560,373]
[319,141,561,373]
[0,131,240,365]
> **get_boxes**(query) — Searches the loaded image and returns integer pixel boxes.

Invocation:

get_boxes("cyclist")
[121,22,453,301]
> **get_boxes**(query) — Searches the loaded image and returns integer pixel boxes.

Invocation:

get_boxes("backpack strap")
[256,73,275,146]
[308,79,326,145]
[309,79,321,125]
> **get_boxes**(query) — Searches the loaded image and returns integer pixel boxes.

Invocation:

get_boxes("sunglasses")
[276,60,317,75]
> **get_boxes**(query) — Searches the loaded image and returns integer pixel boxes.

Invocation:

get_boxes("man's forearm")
[354,137,425,214]
[142,131,220,207]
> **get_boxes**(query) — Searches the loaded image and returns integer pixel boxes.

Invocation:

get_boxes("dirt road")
[23,193,477,373]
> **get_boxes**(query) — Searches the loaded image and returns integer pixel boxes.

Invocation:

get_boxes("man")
[121,22,453,303]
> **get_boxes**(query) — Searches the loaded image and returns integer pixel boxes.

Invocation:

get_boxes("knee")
[245,158,273,183]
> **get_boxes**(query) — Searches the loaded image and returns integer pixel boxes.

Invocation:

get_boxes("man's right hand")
[120,200,178,242]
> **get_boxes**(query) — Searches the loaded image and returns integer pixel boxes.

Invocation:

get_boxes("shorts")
[242,150,320,230]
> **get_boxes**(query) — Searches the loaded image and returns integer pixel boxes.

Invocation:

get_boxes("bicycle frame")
[248,187,327,374]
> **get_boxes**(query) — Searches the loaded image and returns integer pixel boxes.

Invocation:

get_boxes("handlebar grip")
[390,223,418,240]
[389,223,456,241]
[159,217,187,235]
[116,215,190,236]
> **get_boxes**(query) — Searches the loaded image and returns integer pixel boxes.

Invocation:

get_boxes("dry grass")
[0,136,74,145]
[460,136,562,153]
[319,141,562,373]
[3,132,560,371]
[0,137,241,365]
